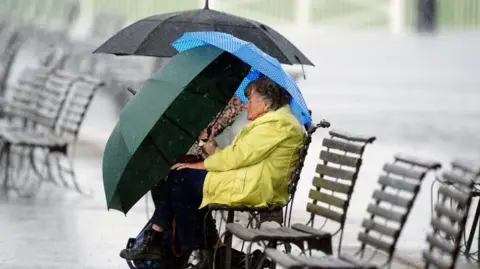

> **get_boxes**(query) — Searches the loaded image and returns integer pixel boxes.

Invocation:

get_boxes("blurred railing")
[0,0,79,32]
[0,0,479,35]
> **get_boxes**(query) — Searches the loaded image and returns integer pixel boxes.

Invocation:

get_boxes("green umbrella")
[103,46,250,214]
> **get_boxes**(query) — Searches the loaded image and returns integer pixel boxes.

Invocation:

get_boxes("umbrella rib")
[184,90,227,106]
[163,113,197,140]
[134,13,186,55]
[147,134,174,166]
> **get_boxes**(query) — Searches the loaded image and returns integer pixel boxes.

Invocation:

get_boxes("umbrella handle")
[127,87,137,95]
[198,126,213,146]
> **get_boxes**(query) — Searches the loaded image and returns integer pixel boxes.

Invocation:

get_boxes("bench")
[265,154,442,269]
[422,165,474,269]
[0,66,104,196]
[226,129,377,269]
[207,120,330,269]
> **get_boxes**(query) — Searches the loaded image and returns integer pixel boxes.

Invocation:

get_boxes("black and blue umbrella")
[172,31,312,127]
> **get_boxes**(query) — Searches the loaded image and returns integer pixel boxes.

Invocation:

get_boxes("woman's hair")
[244,76,291,111]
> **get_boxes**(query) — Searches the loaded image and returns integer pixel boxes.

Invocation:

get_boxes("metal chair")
[226,129,377,269]
[422,165,474,269]
[265,154,442,269]
[208,120,331,269]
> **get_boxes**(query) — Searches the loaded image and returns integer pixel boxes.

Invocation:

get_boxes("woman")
[119,77,304,262]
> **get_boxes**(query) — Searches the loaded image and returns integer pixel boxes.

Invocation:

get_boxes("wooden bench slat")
[426,233,455,254]
[316,164,356,181]
[430,217,459,238]
[320,150,361,167]
[372,190,411,208]
[382,163,426,180]
[438,185,469,205]
[309,189,346,209]
[312,178,351,194]
[361,219,397,238]
[442,171,474,188]
[322,138,364,155]
[329,129,376,143]
[366,204,404,222]
[434,204,464,222]
[358,232,392,254]
[306,203,343,223]
[452,159,480,176]
[378,175,420,193]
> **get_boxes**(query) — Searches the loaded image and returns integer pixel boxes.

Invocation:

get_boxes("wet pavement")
[1,32,480,268]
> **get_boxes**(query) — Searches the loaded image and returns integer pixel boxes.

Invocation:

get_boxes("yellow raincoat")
[200,105,304,208]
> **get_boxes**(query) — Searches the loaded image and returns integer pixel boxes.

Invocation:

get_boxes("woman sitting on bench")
[119,77,304,264]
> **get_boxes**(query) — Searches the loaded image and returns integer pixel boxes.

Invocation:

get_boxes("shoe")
[119,230,164,260]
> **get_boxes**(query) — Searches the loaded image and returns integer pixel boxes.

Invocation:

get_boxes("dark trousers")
[150,168,210,252]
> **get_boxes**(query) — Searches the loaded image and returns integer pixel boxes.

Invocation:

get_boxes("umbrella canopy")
[103,45,250,213]
[93,3,313,66]
[172,31,312,127]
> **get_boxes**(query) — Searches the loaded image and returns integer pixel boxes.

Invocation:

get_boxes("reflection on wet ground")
[2,33,480,268]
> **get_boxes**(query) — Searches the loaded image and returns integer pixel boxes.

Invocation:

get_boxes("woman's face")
[245,90,268,121]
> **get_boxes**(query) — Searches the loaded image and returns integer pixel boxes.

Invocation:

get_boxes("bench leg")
[1,143,10,193]
[224,210,234,269]
[466,197,480,259]
[269,241,277,269]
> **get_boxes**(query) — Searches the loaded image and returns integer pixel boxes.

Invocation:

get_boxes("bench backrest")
[306,129,375,249]
[422,167,473,269]
[356,154,441,265]
[54,74,104,140]
[0,25,22,93]
[4,66,80,131]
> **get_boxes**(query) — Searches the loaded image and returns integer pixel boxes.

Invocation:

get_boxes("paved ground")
[1,32,480,268]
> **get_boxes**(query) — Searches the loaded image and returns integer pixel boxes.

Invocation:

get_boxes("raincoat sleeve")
[204,121,289,172]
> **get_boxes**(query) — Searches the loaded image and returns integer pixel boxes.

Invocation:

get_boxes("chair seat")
[291,223,331,237]
[227,223,314,242]
[208,203,283,212]
[338,253,378,269]
[0,129,67,146]
[265,248,362,269]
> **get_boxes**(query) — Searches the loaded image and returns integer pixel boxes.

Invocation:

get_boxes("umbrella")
[103,33,312,214]
[172,31,312,127]
[103,45,250,213]
[93,0,313,66]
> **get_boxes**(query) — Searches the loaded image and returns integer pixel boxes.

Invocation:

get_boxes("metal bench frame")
[422,164,474,269]
[264,154,442,269]
[225,129,377,269]
[207,120,331,269]
[0,66,104,196]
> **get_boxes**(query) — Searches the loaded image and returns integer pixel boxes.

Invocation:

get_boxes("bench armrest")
[394,153,442,170]
[329,129,376,143]
[208,203,283,213]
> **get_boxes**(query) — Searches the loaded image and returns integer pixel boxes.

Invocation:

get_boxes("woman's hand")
[201,140,217,155]
[199,128,209,141]
[171,162,205,170]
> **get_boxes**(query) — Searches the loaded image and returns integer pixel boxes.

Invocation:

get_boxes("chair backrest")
[356,154,441,264]
[54,74,104,140]
[451,159,480,180]
[306,129,376,242]
[422,167,474,269]
[3,66,52,124]
[4,66,80,131]
[0,25,22,93]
